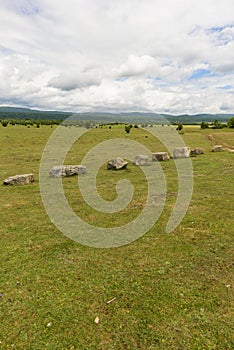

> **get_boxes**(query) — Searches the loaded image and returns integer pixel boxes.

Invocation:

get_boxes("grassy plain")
[0,124,233,349]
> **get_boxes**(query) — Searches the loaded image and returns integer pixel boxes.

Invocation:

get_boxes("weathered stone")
[134,155,148,165]
[75,165,87,175]
[3,173,34,185]
[212,145,223,152]
[107,157,128,170]
[49,165,87,177]
[173,147,190,159]
[190,148,204,155]
[152,152,170,161]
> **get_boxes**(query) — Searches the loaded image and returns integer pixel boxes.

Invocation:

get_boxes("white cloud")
[0,0,233,114]
[48,69,102,91]
[115,55,160,78]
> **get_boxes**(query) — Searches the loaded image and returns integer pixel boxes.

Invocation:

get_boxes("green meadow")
[0,124,233,349]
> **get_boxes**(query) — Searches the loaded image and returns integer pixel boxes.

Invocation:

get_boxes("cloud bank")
[0,0,233,114]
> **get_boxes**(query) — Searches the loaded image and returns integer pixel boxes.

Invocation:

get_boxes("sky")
[0,0,233,114]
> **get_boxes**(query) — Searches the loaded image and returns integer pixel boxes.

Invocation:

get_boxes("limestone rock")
[134,155,148,165]
[173,147,190,159]
[75,165,87,175]
[212,145,223,152]
[3,173,34,185]
[107,157,128,170]
[152,152,170,161]
[49,165,87,177]
[190,148,204,155]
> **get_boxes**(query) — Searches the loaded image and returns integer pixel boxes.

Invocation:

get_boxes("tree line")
[1,117,234,129]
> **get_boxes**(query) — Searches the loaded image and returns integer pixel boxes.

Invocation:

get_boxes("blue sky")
[189,69,215,80]
[0,0,233,114]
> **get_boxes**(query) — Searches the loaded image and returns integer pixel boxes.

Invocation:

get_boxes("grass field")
[0,124,233,349]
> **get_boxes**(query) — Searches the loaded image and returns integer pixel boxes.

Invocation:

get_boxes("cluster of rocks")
[152,146,203,160]
[3,165,87,186]
[107,147,197,170]
[4,144,232,185]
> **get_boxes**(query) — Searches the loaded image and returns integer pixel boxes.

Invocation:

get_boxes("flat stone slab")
[49,165,87,177]
[134,155,148,165]
[173,147,190,159]
[3,173,34,185]
[152,152,170,161]
[212,145,223,152]
[107,157,128,170]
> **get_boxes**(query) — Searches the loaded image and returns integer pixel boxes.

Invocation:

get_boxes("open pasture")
[0,124,233,349]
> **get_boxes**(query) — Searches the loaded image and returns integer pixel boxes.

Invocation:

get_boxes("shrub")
[125,125,131,133]
[200,121,209,129]
[212,119,222,129]
[228,117,234,128]
[1,120,8,127]
[176,123,183,131]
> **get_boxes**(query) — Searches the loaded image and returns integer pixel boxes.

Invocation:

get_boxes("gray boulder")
[3,173,34,185]
[49,165,87,177]
[173,147,190,159]
[107,157,128,170]
[190,148,204,155]
[134,155,148,166]
[212,145,223,152]
[152,152,170,161]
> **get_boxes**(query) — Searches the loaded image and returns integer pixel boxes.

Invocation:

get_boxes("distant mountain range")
[0,106,233,124]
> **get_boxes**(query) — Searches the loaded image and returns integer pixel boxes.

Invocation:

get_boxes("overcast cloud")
[0,0,233,114]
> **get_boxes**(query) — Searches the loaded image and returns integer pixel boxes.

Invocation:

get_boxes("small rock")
[49,165,87,177]
[212,145,223,152]
[94,317,99,324]
[134,155,148,166]
[173,147,190,159]
[3,174,34,185]
[190,148,204,155]
[107,157,128,170]
[47,322,52,327]
[152,152,170,161]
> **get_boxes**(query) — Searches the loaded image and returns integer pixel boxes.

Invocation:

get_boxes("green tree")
[176,123,183,131]
[200,121,209,129]
[84,121,92,129]
[125,125,131,133]
[1,120,8,127]
[228,117,234,128]
[212,119,222,129]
